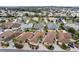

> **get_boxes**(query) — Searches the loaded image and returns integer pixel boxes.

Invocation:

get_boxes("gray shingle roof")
[47,23,59,30]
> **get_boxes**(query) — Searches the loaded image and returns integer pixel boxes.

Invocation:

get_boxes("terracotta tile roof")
[12,23,21,28]
[13,31,22,38]
[57,31,72,43]
[0,31,21,41]
[1,22,21,29]
[43,30,56,44]
[15,32,34,42]
[1,22,13,29]
[29,31,45,44]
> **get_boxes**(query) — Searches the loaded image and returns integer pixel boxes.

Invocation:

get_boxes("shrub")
[73,31,79,40]
[67,27,76,34]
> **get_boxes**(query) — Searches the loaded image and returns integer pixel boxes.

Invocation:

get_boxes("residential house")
[1,22,21,31]
[21,23,33,31]
[33,23,45,30]
[32,17,39,22]
[14,32,34,49]
[15,32,34,43]
[64,23,79,31]
[47,23,59,30]
[43,17,48,23]
[0,31,22,42]
[57,30,72,44]
[48,17,57,23]
[43,30,56,50]
[28,31,45,49]
[57,30,73,50]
